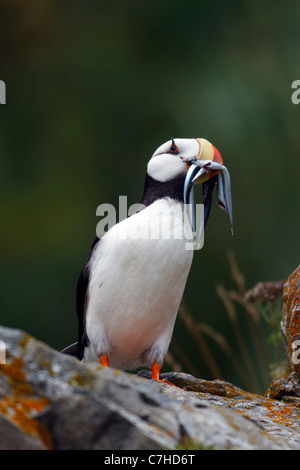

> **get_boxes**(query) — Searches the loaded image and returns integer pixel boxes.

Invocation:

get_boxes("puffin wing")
[76,236,102,359]
[61,236,101,359]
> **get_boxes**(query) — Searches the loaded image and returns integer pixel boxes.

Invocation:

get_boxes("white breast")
[84,198,194,370]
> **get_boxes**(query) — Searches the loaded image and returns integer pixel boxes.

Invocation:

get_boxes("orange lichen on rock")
[264,400,295,424]
[0,357,33,396]
[0,396,52,448]
[281,265,300,373]
[1,357,26,382]
[0,356,52,449]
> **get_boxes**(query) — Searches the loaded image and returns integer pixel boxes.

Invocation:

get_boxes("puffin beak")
[183,139,233,237]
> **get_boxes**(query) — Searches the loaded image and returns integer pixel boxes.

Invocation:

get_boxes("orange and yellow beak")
[192,138,223,183]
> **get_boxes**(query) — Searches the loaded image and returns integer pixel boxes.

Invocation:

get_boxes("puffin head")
[147,137,233,234]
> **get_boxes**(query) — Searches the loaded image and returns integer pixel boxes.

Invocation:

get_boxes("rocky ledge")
[1,265,300,450]
[0,323,300,450]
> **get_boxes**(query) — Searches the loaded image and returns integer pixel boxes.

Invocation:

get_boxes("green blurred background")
[1,0,299,393]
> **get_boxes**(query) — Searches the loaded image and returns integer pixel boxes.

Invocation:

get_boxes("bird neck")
[140,174,185,207]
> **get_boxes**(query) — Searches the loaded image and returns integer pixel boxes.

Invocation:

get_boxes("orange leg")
[99,354,109,367]
[151,362,176,386]
[151,362,161,381]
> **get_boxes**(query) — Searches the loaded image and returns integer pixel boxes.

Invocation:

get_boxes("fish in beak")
[183,138,233,244]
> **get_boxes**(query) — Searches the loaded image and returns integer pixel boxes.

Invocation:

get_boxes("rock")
[0,414,46,450]
[265,267,300,403]
[266,372,300,402]
[1,325,300,450]
[281,265,300,373]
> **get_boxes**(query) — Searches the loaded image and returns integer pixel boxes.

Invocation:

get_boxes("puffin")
[62,138,233,381]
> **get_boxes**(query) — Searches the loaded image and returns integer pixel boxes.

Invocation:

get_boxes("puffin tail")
[61,342,78,357]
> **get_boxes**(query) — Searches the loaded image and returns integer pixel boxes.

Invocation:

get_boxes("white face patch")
[147,153,187,182]
[147,138,199,183]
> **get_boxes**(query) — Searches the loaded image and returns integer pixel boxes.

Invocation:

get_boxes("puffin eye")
[169,138,178,154]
